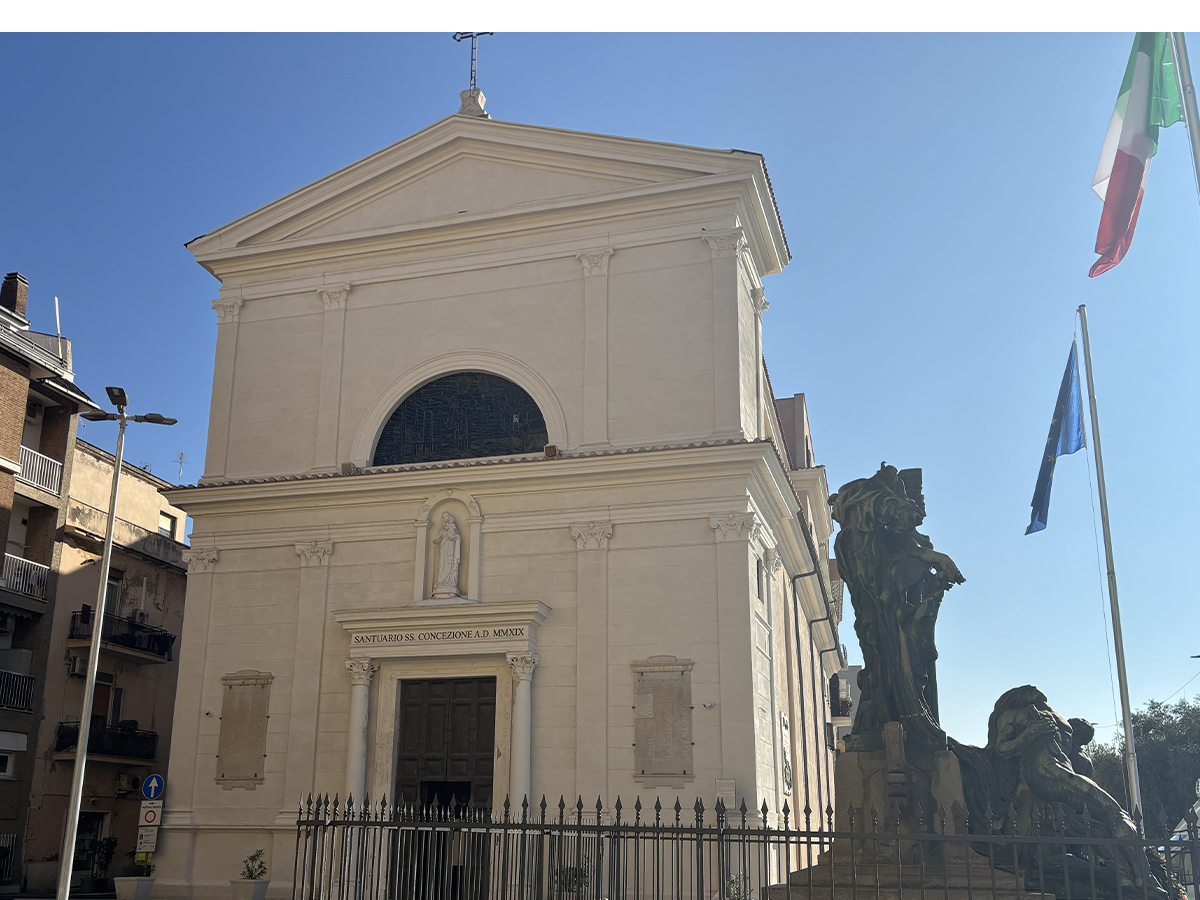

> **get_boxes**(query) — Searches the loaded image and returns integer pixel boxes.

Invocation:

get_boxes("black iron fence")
[69,609,176,660]
[55,721,158,761]
[293,794,1200,900]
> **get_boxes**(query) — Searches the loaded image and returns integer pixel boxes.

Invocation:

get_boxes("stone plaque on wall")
[632,656,694,787]
[216,670,273,790]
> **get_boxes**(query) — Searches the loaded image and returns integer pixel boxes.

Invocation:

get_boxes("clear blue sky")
[1,33,1196,747]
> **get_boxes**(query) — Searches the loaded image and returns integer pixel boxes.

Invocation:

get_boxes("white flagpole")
[1077,304,1143,823]
[1172,33,1200,205]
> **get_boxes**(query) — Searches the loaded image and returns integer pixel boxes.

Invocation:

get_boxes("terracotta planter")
[231,878,270,900]
[113,876,155,900]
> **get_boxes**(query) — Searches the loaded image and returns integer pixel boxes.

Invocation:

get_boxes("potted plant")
[113,858,154,900]
[83,836,118,892]
[230,848,269,900]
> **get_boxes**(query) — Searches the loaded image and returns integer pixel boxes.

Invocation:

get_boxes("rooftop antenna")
[452,32,493,118]
[177,452,187,484]
[54,296,63,359]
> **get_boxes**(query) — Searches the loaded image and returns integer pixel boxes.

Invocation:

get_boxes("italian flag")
[1089,32,1184,277]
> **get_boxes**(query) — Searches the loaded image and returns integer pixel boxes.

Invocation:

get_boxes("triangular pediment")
[189,115,774,255]
[280,151,658,243]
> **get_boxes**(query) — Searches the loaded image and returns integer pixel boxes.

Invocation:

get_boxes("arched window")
[371,372,549,466]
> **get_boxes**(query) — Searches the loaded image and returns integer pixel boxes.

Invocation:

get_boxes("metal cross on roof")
[452,32,493,90]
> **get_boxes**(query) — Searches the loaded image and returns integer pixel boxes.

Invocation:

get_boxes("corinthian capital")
[182,547,219,573]
[751,287,769,317]
[506,652,539,684]
[317,283,351,311]
[709,512,762,543]
[345,658,378,686]
[295,540,334,567]
[212,298,243,324]
[569,522,613,551]
[703,228,746,260]
[577,248,613,277]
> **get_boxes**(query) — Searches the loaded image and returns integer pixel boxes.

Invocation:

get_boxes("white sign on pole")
[140,800,162,827]
[136,827,158,853]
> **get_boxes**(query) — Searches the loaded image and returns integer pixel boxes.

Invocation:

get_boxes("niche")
[412,490,482,605]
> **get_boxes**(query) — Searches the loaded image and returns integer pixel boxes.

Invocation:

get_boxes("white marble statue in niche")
[431,511,463,598]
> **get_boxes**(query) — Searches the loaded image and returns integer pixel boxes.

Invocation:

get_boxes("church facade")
[156,104,842,898]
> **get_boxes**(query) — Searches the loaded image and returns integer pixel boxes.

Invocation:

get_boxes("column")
[313,284,351,472]
[205,298,242,479]
[506,652,538,806]
[570,522,612,802]
[577,249,612,448]
[704,229,746,440]
[344,658,377,802]
[275,541,334,823]
[750,287,769,439]
[710,512,761,804]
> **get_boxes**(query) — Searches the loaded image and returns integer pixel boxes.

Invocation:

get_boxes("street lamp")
[56,388,176,900]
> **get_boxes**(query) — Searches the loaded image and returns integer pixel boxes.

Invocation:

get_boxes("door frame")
[370,656,512,808]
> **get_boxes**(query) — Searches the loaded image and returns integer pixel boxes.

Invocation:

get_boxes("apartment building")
[22,440,188,891]
[0,271,95,887]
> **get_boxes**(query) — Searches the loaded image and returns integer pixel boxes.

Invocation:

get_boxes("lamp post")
[56,388,176,900]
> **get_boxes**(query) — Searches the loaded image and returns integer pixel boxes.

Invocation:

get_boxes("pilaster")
[313,284,351,472]
[157,547,220,892]
[205,298,242,480]
[704,229,746,440]
[577,249,613,448]
[751,287,769,439]
[570,522,612,803]
[710,511,760,803]
[275,540,334,823]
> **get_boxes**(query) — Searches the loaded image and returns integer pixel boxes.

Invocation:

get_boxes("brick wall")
[0,354,31,553]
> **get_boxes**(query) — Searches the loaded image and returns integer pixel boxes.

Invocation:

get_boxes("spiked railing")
[291,791,1199,900]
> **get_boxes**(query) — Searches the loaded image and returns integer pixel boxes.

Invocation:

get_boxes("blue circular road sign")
[142,774,165,800]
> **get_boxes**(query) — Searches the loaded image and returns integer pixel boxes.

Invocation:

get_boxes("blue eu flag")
[1026,342,1086,534]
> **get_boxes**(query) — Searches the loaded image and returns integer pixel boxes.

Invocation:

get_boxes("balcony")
[55,721,158,763]
[0,670,34,712]
[68,610,175,664]
[2,554,48,599]
[16,445,62,495]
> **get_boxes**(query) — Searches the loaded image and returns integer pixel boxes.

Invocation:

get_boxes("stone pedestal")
[833,724,968,837]
[766,723,1049,900]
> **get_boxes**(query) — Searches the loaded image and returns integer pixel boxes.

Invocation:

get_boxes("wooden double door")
[395,677,496,811]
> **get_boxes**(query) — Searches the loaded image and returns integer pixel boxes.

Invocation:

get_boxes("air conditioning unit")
[131,609,148,624]
[68,656,88,677]
[116,773,141,795]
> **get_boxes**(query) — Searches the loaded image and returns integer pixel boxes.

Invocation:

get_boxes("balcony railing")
[68,610,175,661]
[55,721,158,762]
[0,670,34,712]
[17,444,62,494]
[2,554,48,599]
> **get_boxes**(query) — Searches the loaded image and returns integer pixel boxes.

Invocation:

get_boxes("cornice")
[194,173,783,282]
[210,218,732,307]
[165,441,771,511]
